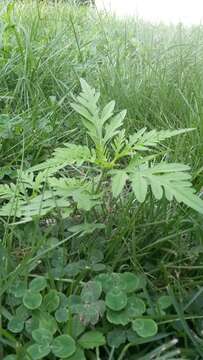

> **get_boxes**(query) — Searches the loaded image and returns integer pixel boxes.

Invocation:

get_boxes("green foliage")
[23,290,42,310]
[0,114,23,140]
[105,288,128,311]
[0,80,202,225]
[43,290,60,313]
[158,295,172,310]
[55,307,69,323]
[1,2,203,359]
[78,331,106,349]
[29,277,47,292]
[73,279,105,326]
[32,328,53,345]
[81,280,102,302]
[30,143,94,174]
[27,344,50,360]
[2,269,171,358]
[7,316,24,333]
[132,318,158,338]
[52,335,76,358]
[107,329,126,348]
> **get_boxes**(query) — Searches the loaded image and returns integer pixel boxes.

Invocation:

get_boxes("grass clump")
[0,1,203,359]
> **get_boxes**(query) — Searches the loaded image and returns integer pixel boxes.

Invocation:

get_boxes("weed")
[0,1,203,359]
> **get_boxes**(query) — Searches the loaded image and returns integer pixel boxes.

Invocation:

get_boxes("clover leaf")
[23,290,42,310]
[29,276,47,292]
[126,295,146,317]
[120,272,140,293]
[106,308,130,325]
[107,329,126,348]
[132,318,158,338]
[105,287,127,311]
[81,280,102,303]
[15,304,30,321]
[55,307,69,323]
[27,343,50,360]
[95,273,122,293]
[43,290,60,313]
[158,295,172,310]
[8,316,24,333]
[68,347,86,360]
[52,335,76,358]
[71,315,86,339]
[32,328,53,345]
[38,311,58,335]
[78,331,106,349]
[10,280,27,298]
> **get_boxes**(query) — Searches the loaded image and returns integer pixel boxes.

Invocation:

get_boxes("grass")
[0,0,203,359]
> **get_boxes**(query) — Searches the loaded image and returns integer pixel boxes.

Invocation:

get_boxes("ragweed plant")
[0,79,202,223]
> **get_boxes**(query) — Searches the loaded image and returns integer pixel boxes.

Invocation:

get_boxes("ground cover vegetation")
[0,1,203,359]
